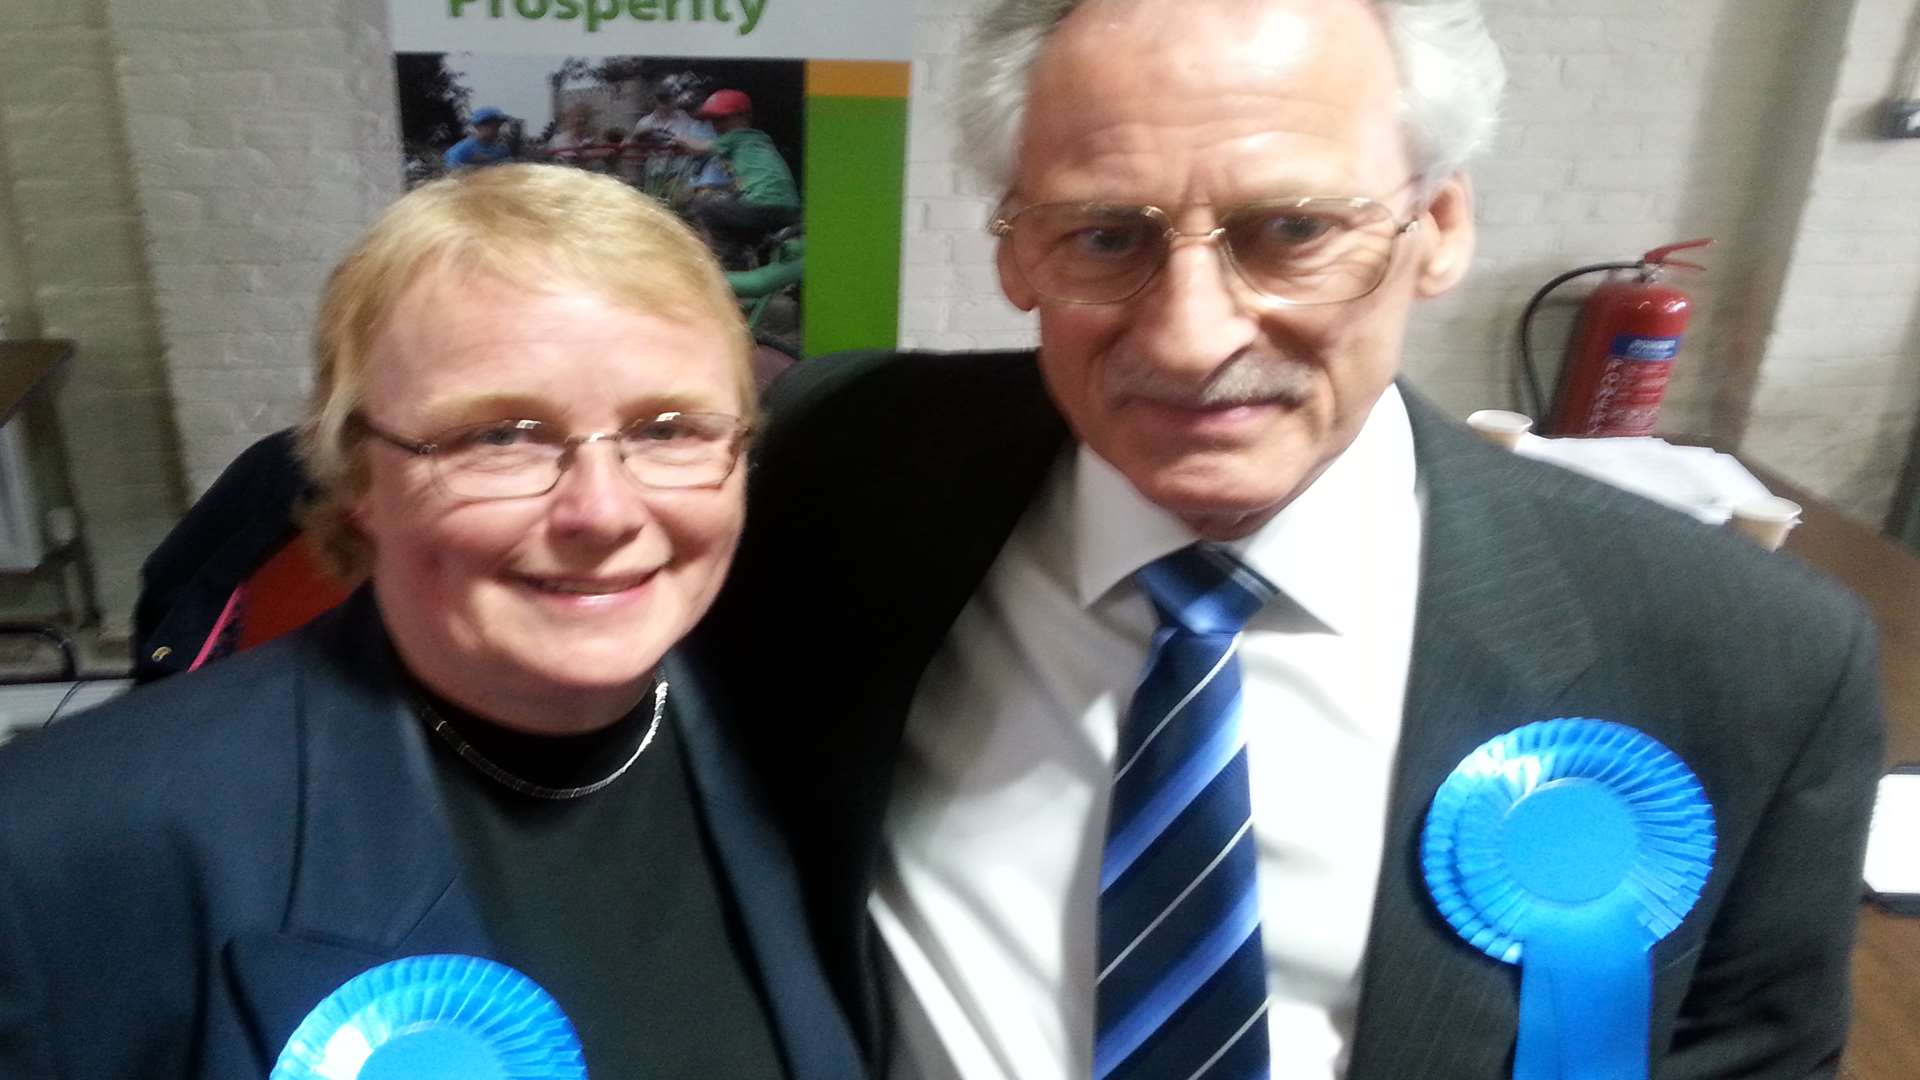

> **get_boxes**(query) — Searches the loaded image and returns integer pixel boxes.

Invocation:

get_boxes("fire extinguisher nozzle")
[1642,238,1714,269]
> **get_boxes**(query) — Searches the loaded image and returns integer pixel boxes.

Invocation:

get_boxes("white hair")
[955,0,1507,194]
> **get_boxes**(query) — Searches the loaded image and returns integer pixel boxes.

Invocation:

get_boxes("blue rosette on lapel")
[1422,718,1715,1080]
[270,954,586,1079]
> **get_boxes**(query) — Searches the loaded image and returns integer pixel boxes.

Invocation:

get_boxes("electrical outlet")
[1884,100,1920,140]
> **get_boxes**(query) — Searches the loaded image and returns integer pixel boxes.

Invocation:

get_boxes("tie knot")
[1134,545,1275,636]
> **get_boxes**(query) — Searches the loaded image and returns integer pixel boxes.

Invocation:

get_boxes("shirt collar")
[1072,384,1417,635]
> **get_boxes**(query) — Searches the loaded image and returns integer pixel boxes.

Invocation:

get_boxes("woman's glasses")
[355,412,750,499]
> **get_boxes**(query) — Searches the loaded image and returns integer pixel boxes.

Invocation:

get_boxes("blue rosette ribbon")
[1422,719,1715,1080]
[270,954,587,1080]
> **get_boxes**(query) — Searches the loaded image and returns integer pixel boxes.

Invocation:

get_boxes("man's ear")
[1415,172,1476,298]
[997,235,1039,312]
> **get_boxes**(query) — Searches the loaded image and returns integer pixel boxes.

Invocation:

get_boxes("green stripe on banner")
[802,94,907,356]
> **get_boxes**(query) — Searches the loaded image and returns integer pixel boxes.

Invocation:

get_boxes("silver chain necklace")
[416,676,668,800]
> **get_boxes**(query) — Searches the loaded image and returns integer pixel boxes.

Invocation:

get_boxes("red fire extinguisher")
[1519,239,1711,437]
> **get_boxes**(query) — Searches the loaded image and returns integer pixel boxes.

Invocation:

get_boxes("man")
[675,89,800,263]
[706,1,1883,1078]
[630,79,707,146]
[443,106,513,169]
[626,79,729,189]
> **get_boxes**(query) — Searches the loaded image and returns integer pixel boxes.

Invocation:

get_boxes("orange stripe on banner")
[807,61,911,99]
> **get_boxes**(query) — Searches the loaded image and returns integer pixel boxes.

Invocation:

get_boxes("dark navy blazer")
[0,592,863,1079]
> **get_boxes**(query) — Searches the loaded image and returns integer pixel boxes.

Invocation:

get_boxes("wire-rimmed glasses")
[355,412,750,499]
[988,196,1421,306]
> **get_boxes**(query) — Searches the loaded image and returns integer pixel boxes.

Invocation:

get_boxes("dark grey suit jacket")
[0,591,865,1079]
[705,349,1884,1079]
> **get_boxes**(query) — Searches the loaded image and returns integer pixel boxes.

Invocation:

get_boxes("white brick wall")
[109,0,403,497]
[1743,0,1920,522]
[0,0,184,630]
[0,0,401,627]
[898,0,1920,522]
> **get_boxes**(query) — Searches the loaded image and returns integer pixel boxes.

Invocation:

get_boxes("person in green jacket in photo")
[676,89,800,266]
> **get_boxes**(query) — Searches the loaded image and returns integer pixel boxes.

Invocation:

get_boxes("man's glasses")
[355,412,750,499]
[988,196,1421,306]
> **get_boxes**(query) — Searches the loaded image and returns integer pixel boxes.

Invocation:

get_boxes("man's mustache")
[1105,351,1318,408]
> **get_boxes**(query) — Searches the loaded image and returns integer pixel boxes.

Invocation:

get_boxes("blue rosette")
[1422,719,1714,1080]
[270,954,587,1080]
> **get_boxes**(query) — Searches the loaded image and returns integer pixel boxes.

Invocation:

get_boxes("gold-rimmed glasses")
[988,195,1422,306]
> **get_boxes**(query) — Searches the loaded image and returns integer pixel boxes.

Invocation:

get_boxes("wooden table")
[1747,470,1920,1080]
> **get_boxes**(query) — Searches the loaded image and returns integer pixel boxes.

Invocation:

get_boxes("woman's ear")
[1415,172,1477,298]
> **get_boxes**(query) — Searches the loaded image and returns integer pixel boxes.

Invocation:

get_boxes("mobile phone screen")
[1864,769,1920,904]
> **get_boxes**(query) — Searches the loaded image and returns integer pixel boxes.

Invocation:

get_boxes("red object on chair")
[235,534,352,651]
[192,534,353,670]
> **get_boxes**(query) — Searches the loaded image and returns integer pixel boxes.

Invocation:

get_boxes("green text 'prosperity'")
[449,0,769,36]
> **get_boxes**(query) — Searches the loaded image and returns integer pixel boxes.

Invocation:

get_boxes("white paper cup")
[1729,495,1803,551]
[1467,410,1534,450]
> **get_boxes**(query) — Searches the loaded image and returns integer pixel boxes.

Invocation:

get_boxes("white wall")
[1424,0,1837,434]
[0,121,36,337]
[109,0,404,497]
[1,0,400,628]
[0,0,185,630]
[1744,0,1920,521]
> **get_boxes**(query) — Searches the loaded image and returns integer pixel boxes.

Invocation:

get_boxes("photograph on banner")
[398,52,806,348]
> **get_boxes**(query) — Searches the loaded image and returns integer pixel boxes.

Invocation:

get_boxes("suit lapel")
[763,350,1070,1052]
[668,650,868,1080]
[285,596,484,950]
[225,593,491,1066]
[854,351,1072,670]
[1344,388,1602,1079]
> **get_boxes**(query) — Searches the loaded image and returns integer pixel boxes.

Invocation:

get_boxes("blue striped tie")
[1095,544,1274,1080]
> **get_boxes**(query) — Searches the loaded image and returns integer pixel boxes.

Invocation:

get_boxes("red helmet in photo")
[694,89,753,120]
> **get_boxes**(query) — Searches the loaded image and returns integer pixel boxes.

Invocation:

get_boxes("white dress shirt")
[871,386,1424,1080]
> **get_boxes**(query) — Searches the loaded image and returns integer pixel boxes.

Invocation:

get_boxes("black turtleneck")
[414,679,786,1079]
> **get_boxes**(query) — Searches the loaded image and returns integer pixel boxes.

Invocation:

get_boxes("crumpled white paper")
[1510,434,1774,525]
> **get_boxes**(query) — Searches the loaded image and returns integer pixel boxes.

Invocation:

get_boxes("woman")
[0,166,862,1079]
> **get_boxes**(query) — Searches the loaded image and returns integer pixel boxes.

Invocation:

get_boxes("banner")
[390,1,914,355]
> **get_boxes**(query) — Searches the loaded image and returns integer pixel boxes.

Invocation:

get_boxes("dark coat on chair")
[702,349,1884,1079]
[0,592,866,1080]
[132,429,308,683]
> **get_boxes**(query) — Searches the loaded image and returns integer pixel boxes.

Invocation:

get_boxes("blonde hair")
[299,163,753,579]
